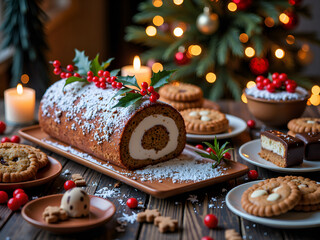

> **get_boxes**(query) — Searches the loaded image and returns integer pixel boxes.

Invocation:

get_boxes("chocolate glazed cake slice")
[259,130,304,167]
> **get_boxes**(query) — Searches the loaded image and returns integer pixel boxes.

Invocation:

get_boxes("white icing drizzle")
[189,111,198,117]
[272,186,282,193]
[40,79,160,143]
[298,184,307,189]
[267,193,280,202]
[245,86,308,101]
[251,189,267,198]
[199,110,209,116]
[201,116,211,121]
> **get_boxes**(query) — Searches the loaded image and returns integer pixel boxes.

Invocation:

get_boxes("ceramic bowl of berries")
[244,73,310,127]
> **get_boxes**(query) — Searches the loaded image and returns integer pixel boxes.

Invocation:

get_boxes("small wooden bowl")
[244,91,309,127]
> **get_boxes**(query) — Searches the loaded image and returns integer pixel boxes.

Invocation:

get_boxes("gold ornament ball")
[196,7,219,35]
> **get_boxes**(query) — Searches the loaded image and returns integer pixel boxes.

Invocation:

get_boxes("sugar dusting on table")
[43,139,228,183]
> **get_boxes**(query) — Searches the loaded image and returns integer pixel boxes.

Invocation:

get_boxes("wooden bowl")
[244,91,309,127]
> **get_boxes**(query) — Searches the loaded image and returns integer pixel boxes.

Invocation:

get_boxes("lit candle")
[121,56,152,88]
[4,84,35,124]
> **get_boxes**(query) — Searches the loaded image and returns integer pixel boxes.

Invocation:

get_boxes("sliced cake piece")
[259,130,304,167]
[295,132,320,161]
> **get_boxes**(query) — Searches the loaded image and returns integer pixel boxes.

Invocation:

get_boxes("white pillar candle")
[121,56,152,88]
[4,84,35,124]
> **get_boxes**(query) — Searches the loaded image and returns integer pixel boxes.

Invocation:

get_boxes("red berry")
[256,82,264,90]
[93,76,99,82]
[154,92,160,99]
[53,60,61,68]
[262,78,271,87]
[279,73,287,82]
[0,191,8,204]
[117,82,123,88]
[73,73,81,78]
[223,152,231,160]
[99,77,106,83]
[98,70,104,77]
[103,71,110,78]
[15,192,28,206]
[272,72,279,80]
[10,135,20,143]
[201,237,214,240]
[100,82,106,89]
[141,82,148,89]
[195,144,204,150]
[290,80,297,88]
[66,65,74,72]
[106,77,112,83]
[65,73,72,78]
[1,137,11,143]
[286,83,296,93]
[140,89,147,96]
[7,198,21,211]
[64,180,76,191]
[266,83,275,93]
[60,72,66,79]
[147,86,154,93]
[204,214,218,228]
[255,76,264,83]
[206,148,216,154]
[247,120,255,128]
[87,71,93,77]
[13,189,24,198]
[150,94,157,103]
[53,67,61,75]
[248,170,258,180]
[95,81,101,88]
[126,198,138,208]
[272,79,282,89]
[110,76,117,82]
[111,81,117,88]
[0,121,6,134]
[87,76,93,82]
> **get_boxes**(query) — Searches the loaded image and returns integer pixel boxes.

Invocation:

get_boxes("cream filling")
[128,114,179,160]
[261,135,285,157]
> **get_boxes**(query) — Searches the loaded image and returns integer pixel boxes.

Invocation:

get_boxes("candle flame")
[17,84,23,95]
[133,56,141,70]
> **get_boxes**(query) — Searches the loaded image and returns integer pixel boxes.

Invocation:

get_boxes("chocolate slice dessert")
[295,132,320,161]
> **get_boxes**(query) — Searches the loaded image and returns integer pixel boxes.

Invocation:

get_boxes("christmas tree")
[125,0,320,101]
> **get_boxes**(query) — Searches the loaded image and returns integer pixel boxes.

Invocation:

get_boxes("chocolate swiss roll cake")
[39,79,186,169]
[259,130,304,167]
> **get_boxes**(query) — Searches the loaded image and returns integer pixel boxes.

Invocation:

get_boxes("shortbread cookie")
[159,83,203,102]
[154,216,178,233]
[294,202,320,212]
[241,178,301,217]
[282,176,320,205]
[0,144,38,183]
[288,118,320,134]
[137,209,161,223]
[159,97,203,111]
[180,108,229,134]
[225,229,242,240]
[43,206,68,223]
[72,173,86,186]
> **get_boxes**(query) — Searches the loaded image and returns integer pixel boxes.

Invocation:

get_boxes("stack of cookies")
[287,117,320,136]
[0,143,49,182]
[159,82,203,111]
[241,176,320,217]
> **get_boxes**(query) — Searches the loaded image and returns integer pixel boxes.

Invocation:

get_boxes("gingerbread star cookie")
[137,209,161,223]
[241,178,301,217]
[180,108,229,134]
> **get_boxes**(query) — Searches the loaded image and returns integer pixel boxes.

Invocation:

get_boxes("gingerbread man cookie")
[154,216,178,233]
[43,206,68,223]
[137,209,161,223]
[225,229,242,240]
[72,173,87,186]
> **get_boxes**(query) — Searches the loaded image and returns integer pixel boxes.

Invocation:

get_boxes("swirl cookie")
[180,108,229,134]
[0,143,38,182]
[159,82,203,102]
[241,178,301,217]
[287,118,320,135]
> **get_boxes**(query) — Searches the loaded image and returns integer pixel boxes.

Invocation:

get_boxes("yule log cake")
[39,79,186,169]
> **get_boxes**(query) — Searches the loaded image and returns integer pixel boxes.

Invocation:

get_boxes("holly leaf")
[90,54,103,76]
[73,49,91,75]
[63,76,88,91]
[117,75,140,88]
[112,92,143,108]
[110,69,120,77]
[150,70,176,89]
[110,87,133,102]
[101,58,114,69]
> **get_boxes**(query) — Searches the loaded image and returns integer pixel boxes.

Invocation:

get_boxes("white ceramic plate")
[186,114,247,141]
[239,139,320,173]
[226,181,320,229]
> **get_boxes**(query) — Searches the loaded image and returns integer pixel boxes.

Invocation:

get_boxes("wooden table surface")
[0,100,319,240]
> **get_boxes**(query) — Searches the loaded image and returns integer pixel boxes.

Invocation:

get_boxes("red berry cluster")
[255,73,297,93]
[87,70,123,89]
[1,135,20,143]
[140,82,160,103]
[195,144,231,160]
[52,60,80,79]
[0,189,29,211]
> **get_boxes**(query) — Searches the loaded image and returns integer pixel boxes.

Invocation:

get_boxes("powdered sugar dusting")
[117,212,138,224]
[245,86,308,101]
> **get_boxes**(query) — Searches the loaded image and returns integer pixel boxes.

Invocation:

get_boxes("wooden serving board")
[19,125,249,198]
